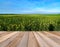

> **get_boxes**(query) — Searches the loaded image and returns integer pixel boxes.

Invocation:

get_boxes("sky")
[0,0,60,14]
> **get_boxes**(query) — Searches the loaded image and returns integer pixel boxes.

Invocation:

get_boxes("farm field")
[0,31,60,47]
[0,14,60,31]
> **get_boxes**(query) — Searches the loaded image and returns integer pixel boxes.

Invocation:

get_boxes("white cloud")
[20,7,60,14]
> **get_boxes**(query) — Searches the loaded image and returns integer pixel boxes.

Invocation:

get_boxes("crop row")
[0,14,60,31]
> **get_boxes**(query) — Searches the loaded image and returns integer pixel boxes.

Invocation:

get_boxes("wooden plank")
[17,32,29,47]
[28,32,39,47]
[38,32,60,47]
[0,32,18,47]
[33,32,49,47]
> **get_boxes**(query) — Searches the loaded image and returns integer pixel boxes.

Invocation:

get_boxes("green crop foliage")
[0,14,60,31]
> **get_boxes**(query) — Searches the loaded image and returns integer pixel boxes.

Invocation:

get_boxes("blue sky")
[0,0,60,14]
